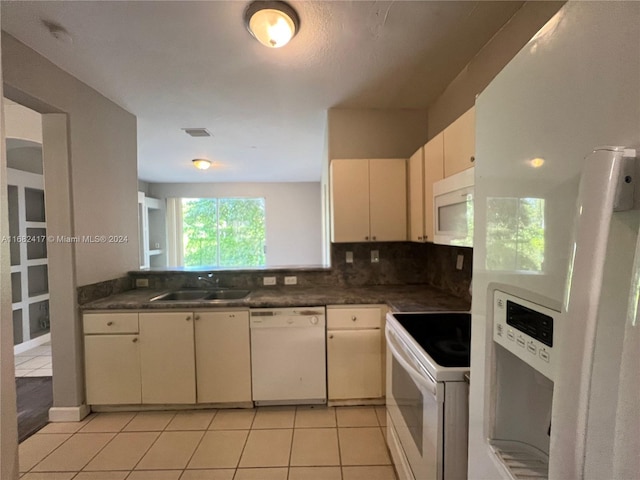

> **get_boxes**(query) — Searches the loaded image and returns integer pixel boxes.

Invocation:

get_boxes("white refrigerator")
[469,1,640,479]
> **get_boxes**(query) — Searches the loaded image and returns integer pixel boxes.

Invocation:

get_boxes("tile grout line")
[284,406,297,477]
[179,414,214,472]
[121,410,179,473]
[334,407,345,480]
[230,409,256,476]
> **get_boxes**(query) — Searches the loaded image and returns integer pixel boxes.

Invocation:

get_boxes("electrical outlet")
[456,254,464,270]
[135,278,149,288]
[284,276,297,285]
[371,250,380,263]
[263,276,276,286]
[346,251,354,264]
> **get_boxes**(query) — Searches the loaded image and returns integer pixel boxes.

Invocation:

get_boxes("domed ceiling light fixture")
[244,1,300,48]
[192,158,212,170]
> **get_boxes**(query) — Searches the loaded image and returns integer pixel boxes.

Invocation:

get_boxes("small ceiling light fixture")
[529,157,545,168]
[192,158,212,170]
[244,1,300,48]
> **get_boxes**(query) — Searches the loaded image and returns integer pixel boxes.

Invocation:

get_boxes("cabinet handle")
[132,337,138,343]
[329,334,334,339]
[470,155,475,163]
[194,314,200,320]
[372,236,377,241]
[365,236,369,241]
[186,316,191,321]
[107,321,113,326]
[230,314,235,318]
[351,316,357,322]
[418,236,422,240]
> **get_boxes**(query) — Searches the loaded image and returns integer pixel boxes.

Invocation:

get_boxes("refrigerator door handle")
[552,147,637,479]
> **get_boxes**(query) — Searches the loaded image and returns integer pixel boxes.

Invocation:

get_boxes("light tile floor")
[19,406,397,480]
[15,341,53,377]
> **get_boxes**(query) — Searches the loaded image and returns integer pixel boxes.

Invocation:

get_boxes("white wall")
[328,108,428,161]
[2,33,139,287]
[149,182,324,267]
[0,36,21,480]
[2,33,139,417]
[427,1,564,138]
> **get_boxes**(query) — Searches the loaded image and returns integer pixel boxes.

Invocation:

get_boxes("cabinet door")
[369,158,407,241]
[139,312,196,404]
[327,329,382,400]
[423,133,444,242]
[85,334,141,405]
[408,147,425,242]
[330,159,370,242]
[443,106,475,177]
[195,311,251,403]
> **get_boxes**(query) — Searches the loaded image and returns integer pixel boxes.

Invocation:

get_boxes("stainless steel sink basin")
[150,289,250,302]
[203,289,251,300]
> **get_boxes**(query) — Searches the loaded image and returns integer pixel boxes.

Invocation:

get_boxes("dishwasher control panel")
[250,307,326,328]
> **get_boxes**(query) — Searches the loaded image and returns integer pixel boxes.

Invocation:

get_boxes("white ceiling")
[1,1,523,183]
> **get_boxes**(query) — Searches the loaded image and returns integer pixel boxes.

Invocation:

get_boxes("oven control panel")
[493,290,558,380]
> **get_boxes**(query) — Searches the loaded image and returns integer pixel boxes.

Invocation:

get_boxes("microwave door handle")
[386,329,438,397]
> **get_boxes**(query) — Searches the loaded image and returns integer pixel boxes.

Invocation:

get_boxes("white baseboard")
[48,405,91,422]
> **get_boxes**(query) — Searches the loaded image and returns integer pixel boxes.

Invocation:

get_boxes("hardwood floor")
[16,376,52,442]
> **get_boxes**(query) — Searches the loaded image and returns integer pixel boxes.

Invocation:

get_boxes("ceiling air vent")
[182,128,211,137]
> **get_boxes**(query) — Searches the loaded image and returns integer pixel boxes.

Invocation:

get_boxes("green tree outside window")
[486,197,545,272]
[182,198,266,267]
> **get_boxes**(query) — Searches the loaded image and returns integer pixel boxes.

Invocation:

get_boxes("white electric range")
[385,311,470,480]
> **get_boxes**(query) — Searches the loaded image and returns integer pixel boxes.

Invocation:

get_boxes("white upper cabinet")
[331,158,407,243]
[443,106,475,177]
[408,146,425,242]
[423,133,445,241]
[408,133,444,243]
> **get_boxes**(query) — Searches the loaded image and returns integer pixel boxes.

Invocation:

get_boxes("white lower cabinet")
[195,310,252,403]
[84,309,251,406]
[85,334,142,405]
[139,312,196,404]
[84,312,142,405]
[327,305,385,401]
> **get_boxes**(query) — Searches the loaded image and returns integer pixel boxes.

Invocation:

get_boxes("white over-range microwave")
[433,167,474,247]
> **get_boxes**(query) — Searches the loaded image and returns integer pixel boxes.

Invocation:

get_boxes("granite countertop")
[82,284,470,313]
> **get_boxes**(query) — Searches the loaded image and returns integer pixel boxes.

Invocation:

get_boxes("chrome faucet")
[197,272,220,288]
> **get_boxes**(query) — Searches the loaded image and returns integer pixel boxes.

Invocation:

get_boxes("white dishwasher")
[250,307,327,406]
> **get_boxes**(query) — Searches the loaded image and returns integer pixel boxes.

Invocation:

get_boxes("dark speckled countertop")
[82,284,470,313]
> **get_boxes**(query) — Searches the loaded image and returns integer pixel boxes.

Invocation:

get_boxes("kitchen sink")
[203,289,251,300]
[150,289,250,302]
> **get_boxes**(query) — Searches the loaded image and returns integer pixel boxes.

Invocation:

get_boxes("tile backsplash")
[126,242,473,302]
[79,243,472,305]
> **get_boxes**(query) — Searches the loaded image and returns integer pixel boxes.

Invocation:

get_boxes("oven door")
[386,325,444,480]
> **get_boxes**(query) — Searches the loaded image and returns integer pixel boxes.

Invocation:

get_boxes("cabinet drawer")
[327,307,382,329]
[84,313,139,334]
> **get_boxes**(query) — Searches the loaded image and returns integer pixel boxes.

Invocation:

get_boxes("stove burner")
[432,339,470,356]
[392,312,471,368]
[420,336,471,367]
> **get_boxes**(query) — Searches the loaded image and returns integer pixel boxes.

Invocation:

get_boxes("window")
[181,198,266,267]
[486,197,545,272]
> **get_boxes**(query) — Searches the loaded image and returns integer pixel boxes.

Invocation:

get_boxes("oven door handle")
[386,327,439,398]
